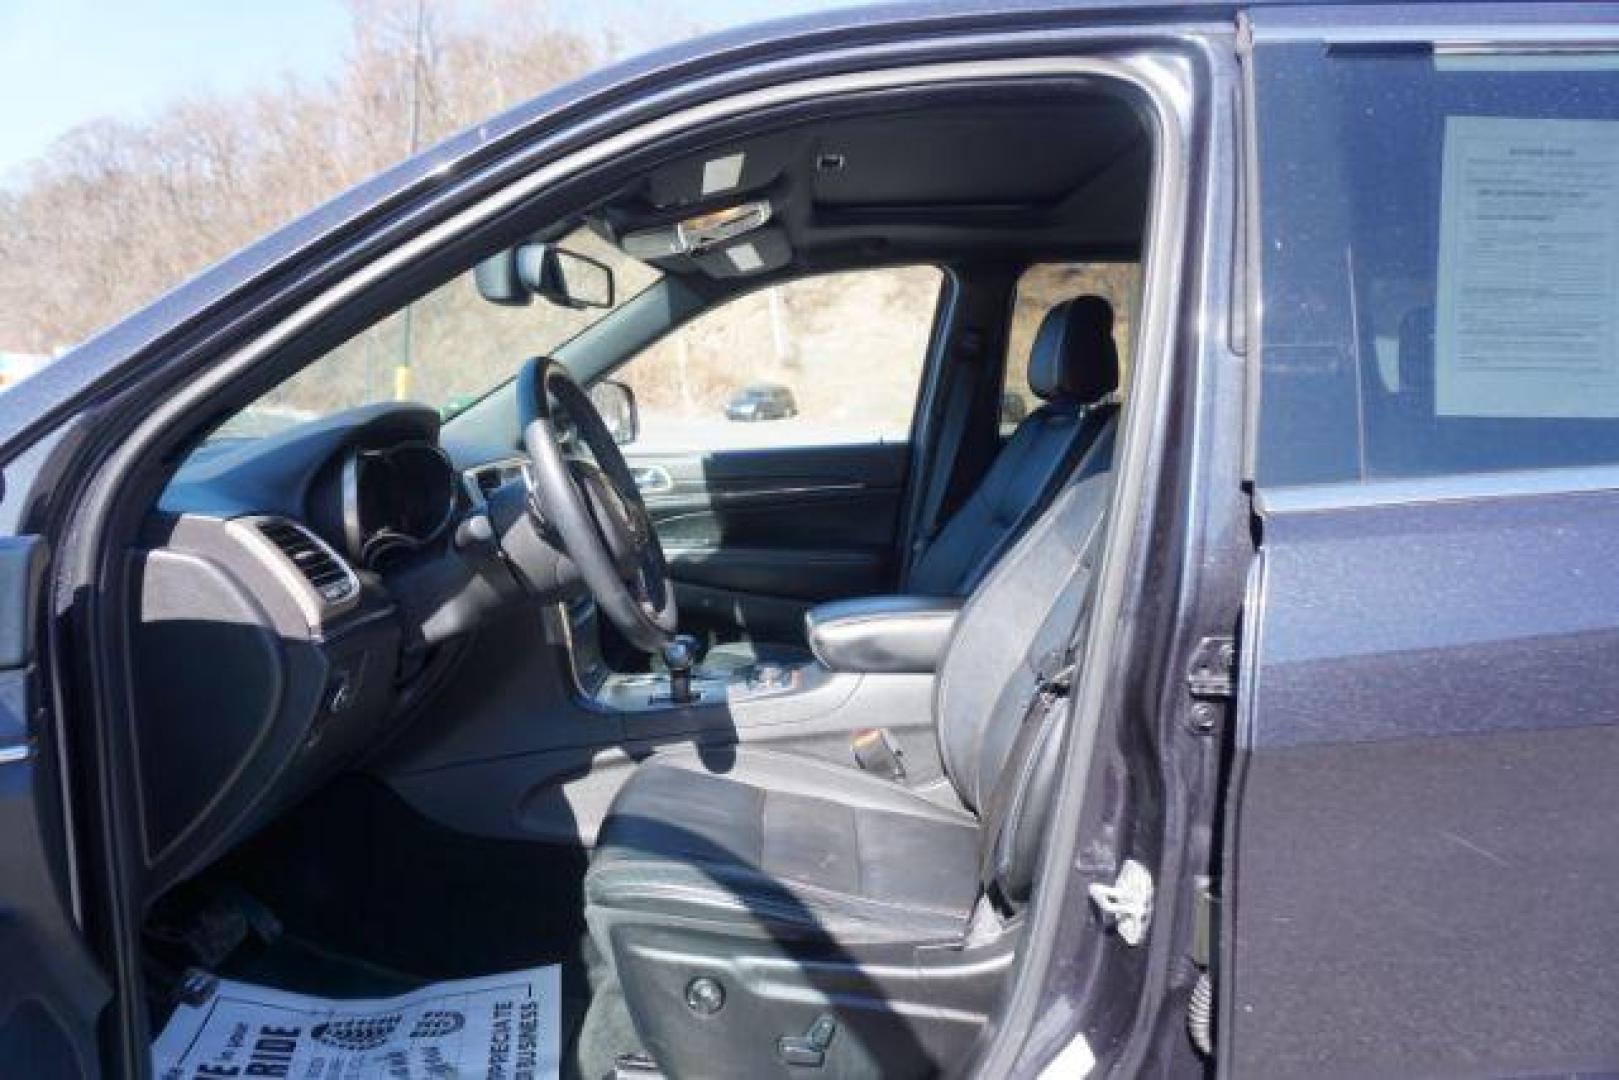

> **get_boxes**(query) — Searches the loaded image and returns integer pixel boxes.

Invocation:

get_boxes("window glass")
[617,266,943,451]
[1254,46,1619,486]
[1001,262,1139,434]
[209,227,662,441]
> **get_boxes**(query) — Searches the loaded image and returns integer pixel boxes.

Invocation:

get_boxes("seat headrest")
[1026,295,1119,405]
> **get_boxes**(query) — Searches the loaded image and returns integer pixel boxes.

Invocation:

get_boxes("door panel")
[1226,493,1619,1077]
[628,441,910,643]
[0,537,108,1077]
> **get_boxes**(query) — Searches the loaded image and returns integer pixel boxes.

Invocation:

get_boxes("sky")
[0,0,868,182]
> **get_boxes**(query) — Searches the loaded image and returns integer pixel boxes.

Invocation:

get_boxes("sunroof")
[809,101,1142,208]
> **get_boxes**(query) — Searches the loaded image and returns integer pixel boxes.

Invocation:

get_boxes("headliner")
[591,82,1150,280]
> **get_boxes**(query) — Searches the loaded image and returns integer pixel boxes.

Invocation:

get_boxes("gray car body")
[4,2,1619,1078]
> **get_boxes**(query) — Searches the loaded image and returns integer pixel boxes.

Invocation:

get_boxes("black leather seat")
[587,748,982,945]
[704,295,1119,673]
[908,294,1118,595]
[585,418,1118,1077]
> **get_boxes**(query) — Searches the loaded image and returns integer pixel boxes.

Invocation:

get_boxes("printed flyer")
[1436,116,1619,417]
[151,966,560,1079]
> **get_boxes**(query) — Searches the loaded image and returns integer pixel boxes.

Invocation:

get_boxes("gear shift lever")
[660,634,702,705]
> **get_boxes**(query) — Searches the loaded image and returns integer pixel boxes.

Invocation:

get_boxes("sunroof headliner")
[597,84,1150,277]
[809,100,1143,209]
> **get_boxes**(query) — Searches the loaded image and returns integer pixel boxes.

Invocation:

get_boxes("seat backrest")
[907,295,1120,597]
[933,417,1115,820]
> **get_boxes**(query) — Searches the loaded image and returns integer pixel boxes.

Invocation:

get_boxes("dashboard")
[133,403,536,895]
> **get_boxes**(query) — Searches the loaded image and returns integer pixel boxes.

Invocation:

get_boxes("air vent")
[253,518,358,608]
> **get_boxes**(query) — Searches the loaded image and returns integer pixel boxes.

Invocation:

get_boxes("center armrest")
[804,594,963,674]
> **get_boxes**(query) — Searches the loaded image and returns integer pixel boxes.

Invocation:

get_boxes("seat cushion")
[586,748,980,946]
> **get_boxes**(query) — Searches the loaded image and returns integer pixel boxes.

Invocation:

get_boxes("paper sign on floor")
[152,965,560,1079]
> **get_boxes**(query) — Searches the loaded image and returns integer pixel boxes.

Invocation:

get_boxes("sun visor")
[647,136,793,208]
[691,228,791,279]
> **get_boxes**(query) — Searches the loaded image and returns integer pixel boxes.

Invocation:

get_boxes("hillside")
[0,0,1137,436]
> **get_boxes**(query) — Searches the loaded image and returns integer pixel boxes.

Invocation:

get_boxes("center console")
[559,593,823,713]
[560,591,962,716]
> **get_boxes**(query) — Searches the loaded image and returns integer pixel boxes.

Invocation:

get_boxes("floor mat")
[152,966,561,1079]
[226,933,423,999]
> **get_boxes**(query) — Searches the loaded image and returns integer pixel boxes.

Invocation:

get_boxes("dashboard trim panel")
[224,514,363,630]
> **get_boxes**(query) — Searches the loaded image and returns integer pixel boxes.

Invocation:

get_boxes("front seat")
[585,418,1118,1078]
[703,294,1119,673]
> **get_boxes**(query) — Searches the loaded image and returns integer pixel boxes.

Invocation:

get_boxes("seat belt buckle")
[851,728,906,781]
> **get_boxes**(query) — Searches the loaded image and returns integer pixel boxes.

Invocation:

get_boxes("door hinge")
[1088,858,1154,946]
[1187,635,1236,700]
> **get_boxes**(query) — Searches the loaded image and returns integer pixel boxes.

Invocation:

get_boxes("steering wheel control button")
[684,977,725,1016]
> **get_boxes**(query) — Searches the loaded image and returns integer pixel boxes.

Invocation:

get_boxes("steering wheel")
[514,357,677,653]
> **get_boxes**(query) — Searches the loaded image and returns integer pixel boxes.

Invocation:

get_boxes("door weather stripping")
[1089,859,1154,946]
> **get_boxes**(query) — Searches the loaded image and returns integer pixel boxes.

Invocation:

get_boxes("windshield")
[209,227,661,441]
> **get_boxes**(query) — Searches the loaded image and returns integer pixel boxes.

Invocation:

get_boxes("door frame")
[33,42,1216,1080]
[0,536,108,1076]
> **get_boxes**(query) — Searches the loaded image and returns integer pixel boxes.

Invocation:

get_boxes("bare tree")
[0,0,1135,437]
[0,0,620,353]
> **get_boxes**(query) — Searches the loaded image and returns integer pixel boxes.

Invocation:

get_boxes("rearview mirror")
[472,243,614,309]
[589,380,638,445]
[520,244,613,309]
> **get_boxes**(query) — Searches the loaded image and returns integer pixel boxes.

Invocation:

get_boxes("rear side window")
[1001,262,1139,434]
[1253,46,1619,486]
[617,266,943,452]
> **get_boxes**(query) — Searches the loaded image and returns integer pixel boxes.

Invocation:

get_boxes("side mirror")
[590,380,638,445]
[472,243,614,309]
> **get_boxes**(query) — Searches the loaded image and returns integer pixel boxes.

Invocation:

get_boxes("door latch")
[1186,635,1236,735]
[1089,858,1154,946]
[1186,635,1236,699]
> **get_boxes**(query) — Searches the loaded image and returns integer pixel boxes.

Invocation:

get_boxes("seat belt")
[905,330,983,583]
[977,496,1110,913]
[978,650,1076,912]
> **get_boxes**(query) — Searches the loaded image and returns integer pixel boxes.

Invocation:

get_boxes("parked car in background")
[723,381,798,421]
[1,3,1617,1079]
